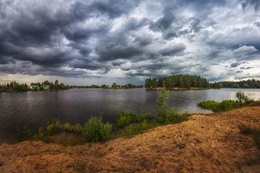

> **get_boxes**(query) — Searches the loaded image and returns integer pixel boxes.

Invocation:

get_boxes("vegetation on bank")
[145,75,260,89]
[72,83,143,89]
[16,89,190,144]
[213,79,260,88]
[198,91,260,112]
[0,80,69,92]
[145,74,209,89]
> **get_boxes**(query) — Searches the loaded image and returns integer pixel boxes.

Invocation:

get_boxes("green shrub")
[197,100,219,111]
[236,91,249,103]
[218,100,239,111]
[116,111,153,128]
[63,123,73,133]
[155,89,169,124]
[46,118,62,135]
[82,116,112,142]
[166,109,189,124]
[198,100,241,112]
[16,125,33,142]
[74,123,83,134]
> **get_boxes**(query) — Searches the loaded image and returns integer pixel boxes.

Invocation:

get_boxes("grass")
[238,124,260,149]
[198,99,260,112]
[236,124,260,168]
[198,91,260,112]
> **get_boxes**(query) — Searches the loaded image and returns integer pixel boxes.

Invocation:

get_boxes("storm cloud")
[0,0,259,84]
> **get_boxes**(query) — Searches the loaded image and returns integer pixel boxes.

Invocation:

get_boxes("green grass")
[198,91,260,112]
[197,100,241,112]
[198,99,260,112]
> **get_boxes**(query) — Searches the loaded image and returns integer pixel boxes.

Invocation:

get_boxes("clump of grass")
[238,124,260,149]
[16,125,33,142]
[46,118,63,135]
[82,116,112,142]
[198,91,259,112]
[116,111,153,128]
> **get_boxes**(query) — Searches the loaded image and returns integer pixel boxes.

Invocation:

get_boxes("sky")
[0,0,260,85]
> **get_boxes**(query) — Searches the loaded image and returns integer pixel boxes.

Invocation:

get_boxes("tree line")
[0,80,70,92]
[211,79,260,88]
[145,74,209,89]
[72,83,144,89]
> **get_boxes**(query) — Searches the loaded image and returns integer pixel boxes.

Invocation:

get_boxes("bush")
[116,111,153,128]
[198,100,240,112]
[197,100,219,111]
[16,125,33,142]
[46,118,62,135]
[236,91,249,103]
[155,89,169,124]
[74,123,83,134]
[166,109,189,124]
[82,116,112,142]
[119,121,158,138]
[218,100,239,111]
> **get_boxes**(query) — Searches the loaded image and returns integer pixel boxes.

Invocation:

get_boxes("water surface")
[0,88,260,143]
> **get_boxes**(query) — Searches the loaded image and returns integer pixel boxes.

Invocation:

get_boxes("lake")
[0,88,260,143]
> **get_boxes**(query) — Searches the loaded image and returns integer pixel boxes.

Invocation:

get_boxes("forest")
[145,74,209,89]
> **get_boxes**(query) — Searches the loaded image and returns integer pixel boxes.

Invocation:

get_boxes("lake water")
[0,88,260,143]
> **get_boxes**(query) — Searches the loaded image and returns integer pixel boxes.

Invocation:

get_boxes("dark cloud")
[159,45,186,56]
[0,0,259,84]
[240,66,254,69]
[230,62,241,68]
[241,0,260,10]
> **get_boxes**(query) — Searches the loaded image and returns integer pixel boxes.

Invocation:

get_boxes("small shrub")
[197,100,219,111]
[198,100,240,112]
[63,123,73,133]
[16,125,33,142]
[166,109,189,124]
[46,118,62,135]
[155,89,169,124]
[218,100,239,111]
[236,91,249,103]
[82,116,112,142]
[120,123,143,138]
[116,111,153,128]
[74,123,83,134]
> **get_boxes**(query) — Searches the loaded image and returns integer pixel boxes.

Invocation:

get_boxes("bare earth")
[0,106,259,173]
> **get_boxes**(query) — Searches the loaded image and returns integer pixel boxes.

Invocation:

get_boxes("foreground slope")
[0,106,259,172]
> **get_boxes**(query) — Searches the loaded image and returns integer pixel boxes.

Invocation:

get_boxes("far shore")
[146,87,209,90]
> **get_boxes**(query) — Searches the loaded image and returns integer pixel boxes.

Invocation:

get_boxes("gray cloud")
[0,0,259,84]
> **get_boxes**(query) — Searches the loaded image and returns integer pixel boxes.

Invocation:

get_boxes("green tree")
[54,80,59,89]
[151,78,157,88]
[243,84,250,88]
[112,83,117,88]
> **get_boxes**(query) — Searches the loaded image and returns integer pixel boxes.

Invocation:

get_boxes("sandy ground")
[0,106,259,173]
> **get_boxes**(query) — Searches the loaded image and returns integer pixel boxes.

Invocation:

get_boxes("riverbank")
[0,106,259,172]
[147,87,209,90]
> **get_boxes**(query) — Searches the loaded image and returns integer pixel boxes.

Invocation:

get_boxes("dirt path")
[0,106,259,173]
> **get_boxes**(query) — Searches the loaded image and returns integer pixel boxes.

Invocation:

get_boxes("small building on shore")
[43,85,49,90]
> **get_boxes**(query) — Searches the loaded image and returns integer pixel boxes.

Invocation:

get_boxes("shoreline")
[0,106,259,172]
